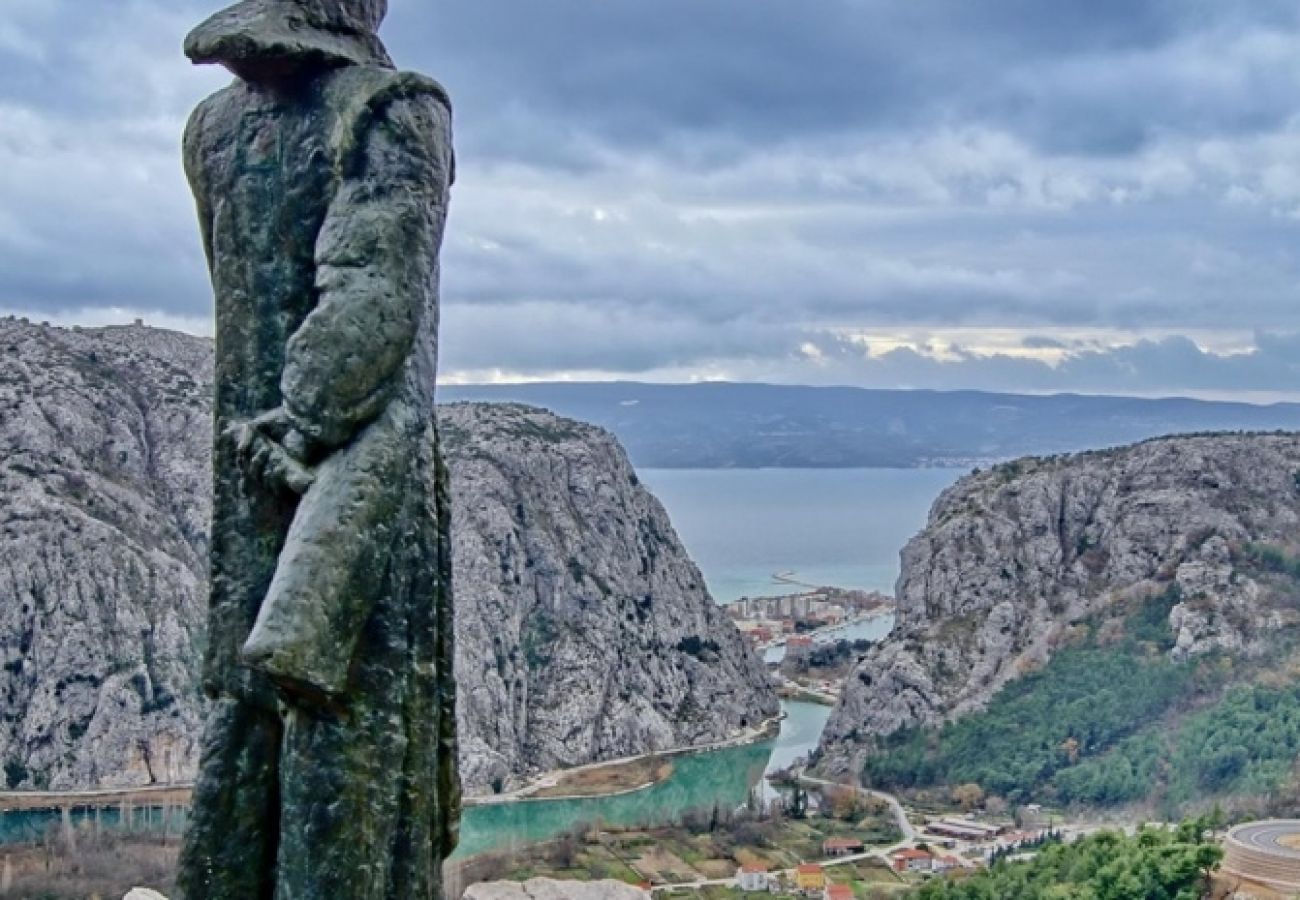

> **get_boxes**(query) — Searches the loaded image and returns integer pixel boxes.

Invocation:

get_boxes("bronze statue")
[176,1,459,896]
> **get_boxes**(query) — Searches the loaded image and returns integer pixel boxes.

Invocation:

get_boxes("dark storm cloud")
[387,0,1300,160]
[4,0,1300,394]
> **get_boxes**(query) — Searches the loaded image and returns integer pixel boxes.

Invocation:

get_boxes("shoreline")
[465,712,785,806]
[0,714,788,818]
[0,784,193,813]
[756,605,895,655]
[776,683,838,707]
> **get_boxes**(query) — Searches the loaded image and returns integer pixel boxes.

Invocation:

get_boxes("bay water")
[639,467,964,602]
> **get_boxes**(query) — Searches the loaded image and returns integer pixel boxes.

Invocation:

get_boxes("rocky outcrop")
[462,879,645,900]
[442,402,777,793]
[817,433,1300,773]
[0,319,775,792]
[0,319,210,789]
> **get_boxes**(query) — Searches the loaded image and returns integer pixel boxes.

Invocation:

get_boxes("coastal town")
[724,585,893,651]
[722,584,894,706]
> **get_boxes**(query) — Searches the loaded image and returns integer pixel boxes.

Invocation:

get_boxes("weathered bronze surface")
[176,2,458,896]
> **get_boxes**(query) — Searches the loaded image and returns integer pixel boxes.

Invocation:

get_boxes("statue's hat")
[186,0,393,71]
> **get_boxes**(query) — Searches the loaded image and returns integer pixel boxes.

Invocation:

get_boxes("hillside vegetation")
[863,569,1300,814]
[912,821,1222,900]
[818,433,1300,816]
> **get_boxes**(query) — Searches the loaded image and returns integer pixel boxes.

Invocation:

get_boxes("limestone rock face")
[462,879,645,900]
[817,433,1300,773]
[0,318,209,790]
[0,321,775,792]
[442,403,778,794]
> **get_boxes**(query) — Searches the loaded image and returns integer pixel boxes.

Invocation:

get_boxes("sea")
[639,467,965,603]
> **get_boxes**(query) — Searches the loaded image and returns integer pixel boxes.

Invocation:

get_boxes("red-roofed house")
[822,836,865,856]
[824,885,854,900]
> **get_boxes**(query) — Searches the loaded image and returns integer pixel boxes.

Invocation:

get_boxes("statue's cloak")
[176,27,458,899]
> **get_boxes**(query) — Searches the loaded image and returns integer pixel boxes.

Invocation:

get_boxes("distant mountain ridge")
[442,382,1300,469]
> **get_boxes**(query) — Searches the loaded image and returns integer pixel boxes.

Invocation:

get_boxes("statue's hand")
[224,410,316,495]
[251,436,316,495]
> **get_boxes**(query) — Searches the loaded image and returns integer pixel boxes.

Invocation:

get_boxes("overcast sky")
[4,1,1300,398]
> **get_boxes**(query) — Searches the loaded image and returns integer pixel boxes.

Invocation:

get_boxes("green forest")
[910,821,1222,900]
[863,588,1300,809]
[1054,681,1300,807]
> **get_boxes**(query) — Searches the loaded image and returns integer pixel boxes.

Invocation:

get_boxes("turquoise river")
[0,701,831,858]
[453,699,830,858]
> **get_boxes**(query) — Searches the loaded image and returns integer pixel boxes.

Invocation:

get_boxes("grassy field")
[0,832,180,899]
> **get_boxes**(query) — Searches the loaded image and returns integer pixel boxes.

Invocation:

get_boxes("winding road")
[797,773,917,842]
[1228,820,1300,856]
[0,784,193,813]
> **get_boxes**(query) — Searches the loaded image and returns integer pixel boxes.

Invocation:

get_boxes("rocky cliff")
[0,319,210,789]
[442,402,776,793]
[0,319,775,792]
[817,433,1300,773]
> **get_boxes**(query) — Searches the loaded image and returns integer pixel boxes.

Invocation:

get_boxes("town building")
[823,885,853,900]
[997,830,1044,849]
[926,818,1005,842]
[891,848,933,873]
[795,863,826,893]
[821,837,865,857]
[735,863,771,892]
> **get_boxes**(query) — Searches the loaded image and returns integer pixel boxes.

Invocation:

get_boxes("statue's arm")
[182,98,216,272]
[186,93,317,493]
[279,92,454,449]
